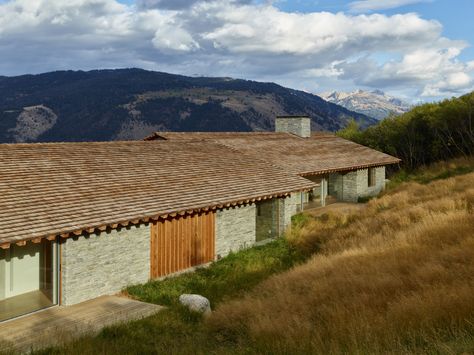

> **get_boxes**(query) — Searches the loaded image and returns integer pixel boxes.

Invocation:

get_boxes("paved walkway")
[0,295,163,353]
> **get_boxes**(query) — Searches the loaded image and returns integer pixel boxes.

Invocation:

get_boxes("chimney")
[275,115,311,138]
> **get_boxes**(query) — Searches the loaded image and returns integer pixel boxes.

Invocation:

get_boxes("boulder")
[179,294,211,315]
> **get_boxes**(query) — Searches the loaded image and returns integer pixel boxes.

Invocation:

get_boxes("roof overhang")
[0,186,313,250]
[299,160,401,177]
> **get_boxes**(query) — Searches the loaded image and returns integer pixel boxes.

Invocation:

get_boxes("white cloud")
[337,45,473,97]
[0,0,471,100]
[348,0,430,13]
[421,72,473,97]
[137,0,251,10]
[202,5,442,56]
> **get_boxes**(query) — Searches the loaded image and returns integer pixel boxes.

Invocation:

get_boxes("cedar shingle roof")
[0,140,314,247]
[146,132,401,175]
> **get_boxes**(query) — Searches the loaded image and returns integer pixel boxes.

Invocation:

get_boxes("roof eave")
[0,185,314,250]
[299,160,401,177]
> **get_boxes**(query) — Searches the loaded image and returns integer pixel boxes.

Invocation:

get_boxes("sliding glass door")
[0,239,58,322]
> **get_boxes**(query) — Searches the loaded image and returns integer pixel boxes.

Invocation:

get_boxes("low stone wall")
[61,224,150,306]
[215,204,256,259]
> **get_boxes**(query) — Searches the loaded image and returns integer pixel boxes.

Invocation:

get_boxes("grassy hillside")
[338,91,474,170]
[32,160,474,355]
[212,170,474,354]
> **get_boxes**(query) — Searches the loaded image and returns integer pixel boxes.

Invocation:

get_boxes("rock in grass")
[179,294,211,315]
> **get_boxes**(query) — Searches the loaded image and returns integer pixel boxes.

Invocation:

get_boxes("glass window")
[368,168,376,187]
[256,199,280,242]
[0,239,58,322]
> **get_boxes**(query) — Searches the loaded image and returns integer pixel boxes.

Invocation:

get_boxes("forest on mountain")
[338,92,474,170]
[0,69,374,143]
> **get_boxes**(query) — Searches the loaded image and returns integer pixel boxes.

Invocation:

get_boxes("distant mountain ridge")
[0,69,375,143]
[320,89,411,120]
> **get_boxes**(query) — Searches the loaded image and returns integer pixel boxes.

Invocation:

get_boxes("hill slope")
[321,89,410,120]
[0,69,374,143]
[211,170,474,354]
[27,158,474,354]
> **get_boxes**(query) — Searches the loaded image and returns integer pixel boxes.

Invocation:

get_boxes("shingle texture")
[146,132,401,175]
[0,140,314,246]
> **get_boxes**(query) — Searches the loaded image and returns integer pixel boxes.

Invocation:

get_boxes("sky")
[0,0,473,102]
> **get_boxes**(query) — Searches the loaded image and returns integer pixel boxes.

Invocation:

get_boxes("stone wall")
[215,204,256,258]
[357,166,386,198]
[61,224,150,306]
[328,167,386,202]
[328,171,358,202]
[215,197,293,258]
[281,194,298,230]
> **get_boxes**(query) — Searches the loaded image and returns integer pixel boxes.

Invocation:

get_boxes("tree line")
[337,91,474,170]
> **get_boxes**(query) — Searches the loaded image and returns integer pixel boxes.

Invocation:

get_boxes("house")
[0,140,314,322]
[146,116,401,210]
[0,116,399,323]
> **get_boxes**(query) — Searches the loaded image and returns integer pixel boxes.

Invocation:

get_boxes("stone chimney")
[275,115,311,138]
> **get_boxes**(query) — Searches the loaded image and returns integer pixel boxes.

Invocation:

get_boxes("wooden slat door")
[150,212,215,278]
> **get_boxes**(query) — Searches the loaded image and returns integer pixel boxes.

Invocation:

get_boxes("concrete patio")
[0,295,162,353]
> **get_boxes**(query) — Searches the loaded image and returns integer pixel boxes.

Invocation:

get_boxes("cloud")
[348,0,430,13]
[337,45,473,97]
[137,0,251,10]
[0,0,471,100]
[137,0,206,10]
[201,7,441,56]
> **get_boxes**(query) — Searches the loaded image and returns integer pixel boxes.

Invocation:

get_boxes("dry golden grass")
[208,173,474,354]
[388,155,474,188]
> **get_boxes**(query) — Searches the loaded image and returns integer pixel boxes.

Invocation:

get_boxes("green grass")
[290,212,312,228]
[33,238,306,355]
[126,237,304,307]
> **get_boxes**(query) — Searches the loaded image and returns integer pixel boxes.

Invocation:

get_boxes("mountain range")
[0,69,375,143]
[320,89,411,120]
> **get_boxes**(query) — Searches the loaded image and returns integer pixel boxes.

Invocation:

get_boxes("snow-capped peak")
[319,89,411,120]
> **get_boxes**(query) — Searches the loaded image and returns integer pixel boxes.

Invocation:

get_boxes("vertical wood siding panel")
[196,214,201,266]
[158,220,163,277]
[171,218,176,274]
[191,215,196,266]
[209,213,214,261]
[204,213,209,263]
[164,219,169,276]
[188,216,192,268]
[151,212,216,279]
[177,217,181,272]
[156,221,159,277]
[182,216,187,270]
[168,219,172,275]
[150,222,154,278]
